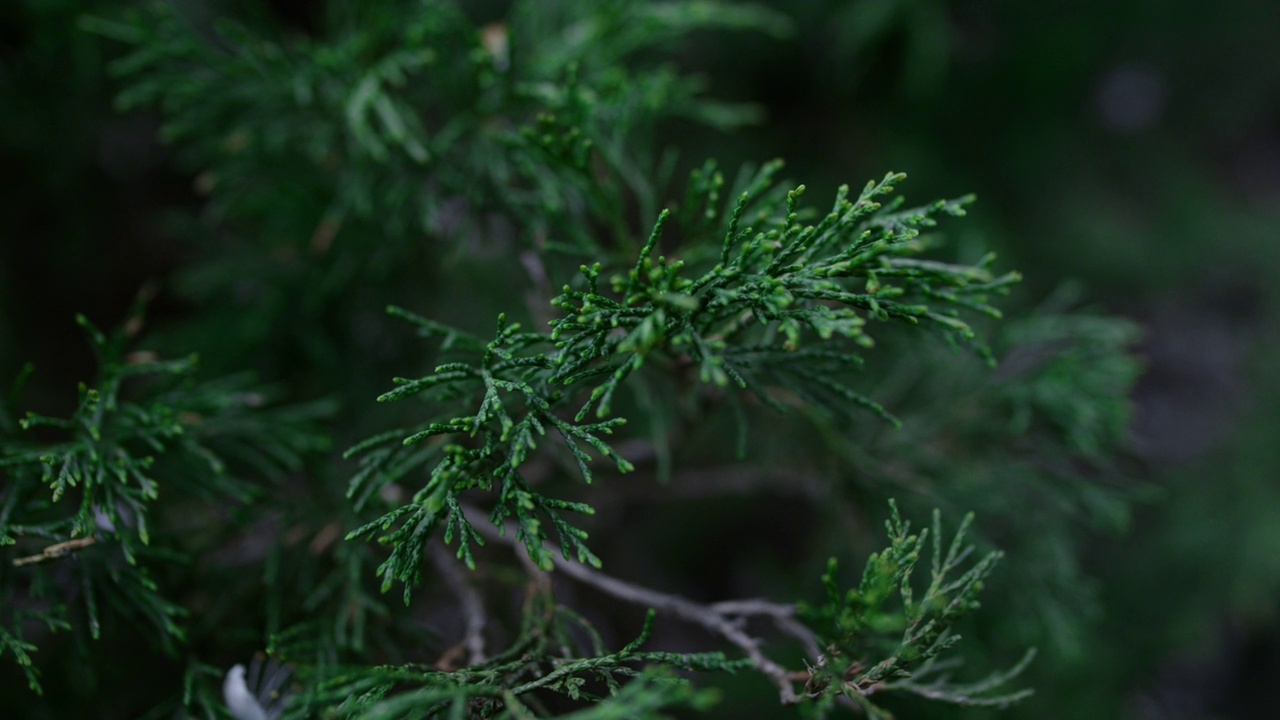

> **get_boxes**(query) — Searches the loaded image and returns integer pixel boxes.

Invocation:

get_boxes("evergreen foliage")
[1,295,329,696]
[0,1,1159,718]
[346,166,1017,599]
[797,502,1034,717]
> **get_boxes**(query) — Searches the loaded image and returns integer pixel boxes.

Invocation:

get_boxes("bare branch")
[12,537,96,567]
[710,599,823,660]
[430,541,487,666]
[460,503,809,704]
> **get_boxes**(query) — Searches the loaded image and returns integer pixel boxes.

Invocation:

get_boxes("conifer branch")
[13,3,1144,716]
[349,167,1019,602]
[796,501,1034,713]
[1,307,330,693]
[462,501,806,704]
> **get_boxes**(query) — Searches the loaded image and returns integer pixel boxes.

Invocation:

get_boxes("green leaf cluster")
[346,165,1017,604]
[0,301,330,694]
[799,501,1032,718]
[0,1,1159,717]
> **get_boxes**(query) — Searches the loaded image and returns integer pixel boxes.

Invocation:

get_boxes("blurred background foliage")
[2,0,1278,718]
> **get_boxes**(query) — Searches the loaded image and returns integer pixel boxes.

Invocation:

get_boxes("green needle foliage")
[799,502,1034,718]
[347,164,1018,606]
[1,299,330,695]
[1,1,1147,718]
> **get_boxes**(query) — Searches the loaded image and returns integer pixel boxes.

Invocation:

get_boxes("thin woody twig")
[711,598,824,661]
[459,503,811,704]
[12,537,97,567]
[430,541,487,666]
